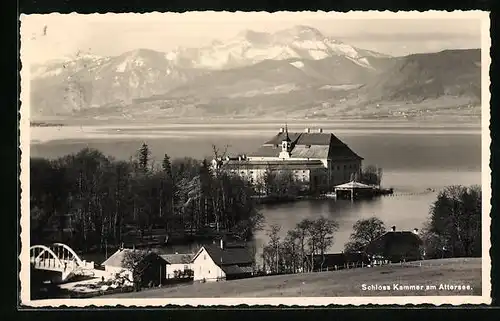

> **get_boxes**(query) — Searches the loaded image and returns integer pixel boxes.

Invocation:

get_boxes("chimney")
[304,128,310,133]
[318,128,323,133]
[279,127,284,133]
[391,226,396,232]
[220,238,224,250]
[413,228,419,235]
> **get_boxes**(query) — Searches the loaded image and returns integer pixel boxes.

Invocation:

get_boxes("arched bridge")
[30,243,95,282]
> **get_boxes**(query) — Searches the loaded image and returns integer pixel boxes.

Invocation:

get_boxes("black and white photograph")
[19,11,491,306]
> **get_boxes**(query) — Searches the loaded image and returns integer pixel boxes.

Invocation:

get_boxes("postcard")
[19,10,491,307]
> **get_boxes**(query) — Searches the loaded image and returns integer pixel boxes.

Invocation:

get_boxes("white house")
[160,253,193,279]
[191,240,254,282]
[101,248,136,281]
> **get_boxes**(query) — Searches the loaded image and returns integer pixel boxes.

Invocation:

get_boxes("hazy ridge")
[29,26,481,122]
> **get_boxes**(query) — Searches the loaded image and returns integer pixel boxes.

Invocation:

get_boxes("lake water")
[29,122,482,263]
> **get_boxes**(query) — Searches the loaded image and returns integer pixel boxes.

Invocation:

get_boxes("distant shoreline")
[29,116,482,128]
[30,121,66,127]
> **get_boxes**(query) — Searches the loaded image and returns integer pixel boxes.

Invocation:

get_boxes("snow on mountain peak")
[236,29,273,44]
[290,61,305,69]
[32,25,387,82]
[275,25,325,42]
[154,25,384,70]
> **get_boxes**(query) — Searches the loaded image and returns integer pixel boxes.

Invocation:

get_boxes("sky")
[20,11,484,64]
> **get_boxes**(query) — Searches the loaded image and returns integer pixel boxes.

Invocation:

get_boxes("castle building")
[211,126,364,194]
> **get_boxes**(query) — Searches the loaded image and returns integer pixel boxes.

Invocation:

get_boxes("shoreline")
[29,116,481,128]
[28,124,482,146]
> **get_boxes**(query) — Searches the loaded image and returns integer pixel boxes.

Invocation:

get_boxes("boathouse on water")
[334,180,374,200]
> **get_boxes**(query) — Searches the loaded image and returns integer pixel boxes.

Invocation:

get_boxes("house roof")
[365,231,423,256]
[248,131,363,161]
[335,181,373,189]
[101,248,158,268]
[160,253,193,265]
[192,244,254,266]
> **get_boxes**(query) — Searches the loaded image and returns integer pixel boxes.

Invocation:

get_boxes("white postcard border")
[19,10,492,307]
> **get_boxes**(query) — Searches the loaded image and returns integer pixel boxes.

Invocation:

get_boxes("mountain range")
[29,25,481,121]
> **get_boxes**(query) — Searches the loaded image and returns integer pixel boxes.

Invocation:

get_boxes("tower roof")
[283,124,291,142]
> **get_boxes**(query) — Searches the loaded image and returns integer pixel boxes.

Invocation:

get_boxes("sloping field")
[104,258,482,298]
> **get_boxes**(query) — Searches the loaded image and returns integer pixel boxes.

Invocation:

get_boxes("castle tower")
[279,124,292,159]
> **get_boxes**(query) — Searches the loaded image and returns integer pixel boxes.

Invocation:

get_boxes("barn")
[101,248,168,287]
[365,226,424,263]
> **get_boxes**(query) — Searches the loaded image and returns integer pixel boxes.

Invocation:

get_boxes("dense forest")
[30,144,265,253]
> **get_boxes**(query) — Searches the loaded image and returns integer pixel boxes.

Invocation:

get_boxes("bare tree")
[266,224,282,273]
[313,217,339,271]
[295,219,314,272]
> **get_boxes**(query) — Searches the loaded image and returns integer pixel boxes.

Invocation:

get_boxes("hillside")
[362,49,481,103]
[103,258,481,298]
[28,25,482,121]
[30,49,207,116]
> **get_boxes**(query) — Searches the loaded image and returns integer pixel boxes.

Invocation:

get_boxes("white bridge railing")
[30,243,95,281]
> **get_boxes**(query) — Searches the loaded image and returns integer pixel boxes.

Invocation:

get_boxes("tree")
[295,218,314,272]
[162,154,172,177]
[121,249,149,291]
[422,185,481,258]
[262,166,276,196]
[281,229,300,273]
[265,224,282,274]
[137,143,151,173]
[312,217,339,270]
[344,217,386,253]
[360,165,383,186]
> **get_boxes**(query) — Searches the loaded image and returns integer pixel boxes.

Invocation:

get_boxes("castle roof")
[248,131,363,160]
